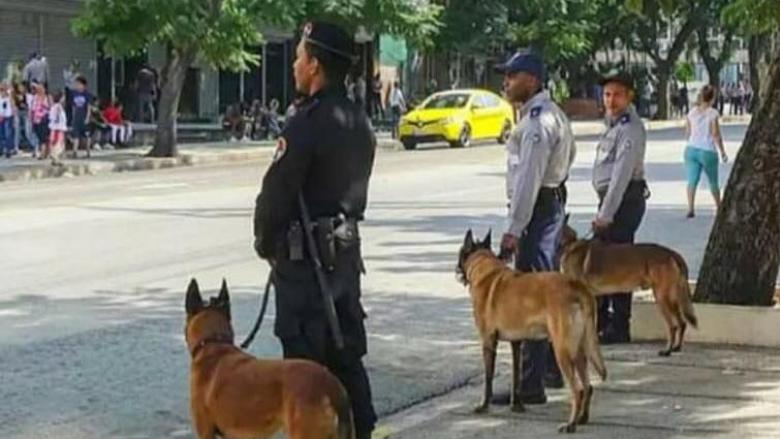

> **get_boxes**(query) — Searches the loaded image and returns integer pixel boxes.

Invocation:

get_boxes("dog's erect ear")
[482,229,492,249]
[218,278,230,304]
[463,229,475,251]
[185,278,203,316]
[217,278,231,320]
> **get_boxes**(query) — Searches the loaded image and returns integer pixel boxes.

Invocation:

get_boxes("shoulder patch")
[530,106,542,118]
[272,137,288,163]
[619,113,631,124]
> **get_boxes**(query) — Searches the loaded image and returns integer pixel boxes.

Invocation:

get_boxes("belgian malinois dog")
[560,223,698,356]
[457,230,607,433]
[185,279,355,439]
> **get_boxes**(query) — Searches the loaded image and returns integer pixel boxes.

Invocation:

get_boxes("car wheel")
[497,120,512,144]
[402,139,417,150]
[450,124,471,148]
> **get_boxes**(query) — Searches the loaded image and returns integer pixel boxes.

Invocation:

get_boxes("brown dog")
[185,279,354,439]
[457,230,607,434]
[560,224,698,356]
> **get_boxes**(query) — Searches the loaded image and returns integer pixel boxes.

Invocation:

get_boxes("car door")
[484,93,507,137]
[469,94,493,139]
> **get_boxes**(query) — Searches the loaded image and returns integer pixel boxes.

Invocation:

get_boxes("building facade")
[1,1,377,122]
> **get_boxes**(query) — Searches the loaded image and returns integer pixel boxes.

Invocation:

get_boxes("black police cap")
[600,72,635,91]
[302,21,356,61]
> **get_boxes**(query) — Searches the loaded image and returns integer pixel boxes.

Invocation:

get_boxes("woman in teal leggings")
[684,85,729,218]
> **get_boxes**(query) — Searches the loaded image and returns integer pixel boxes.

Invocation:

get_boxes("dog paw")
[658,349,672,357]
[473,404,490,414]
[577,413,590,425]
[510,403,526,413]
[671,345,682,353]
[558,422,577,433]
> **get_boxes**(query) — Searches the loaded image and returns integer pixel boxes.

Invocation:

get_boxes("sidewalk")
[0,116,751,184]
[379,342,780,438]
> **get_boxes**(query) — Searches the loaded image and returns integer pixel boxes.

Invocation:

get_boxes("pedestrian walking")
[743,80,753,113]
[388,81,406,139]
[496,50,577,404]
[370,73,384,120]
[253,21,377,439]
[136,64,157,123]
[69,75,93,158]
[728,83,738,115]
[679,83,689,115]
[735,81,745,115]
[683,85,729,218]
[30,82,51,159]
[0,83,14,158]
[63,60,80,123]
[48,91,67,166]
[355,73,367,109]
[12,83,34,155]
[592,72,649,344]
[22,53,49,88]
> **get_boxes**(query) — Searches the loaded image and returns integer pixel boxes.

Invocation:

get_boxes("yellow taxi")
[398,89,515,150]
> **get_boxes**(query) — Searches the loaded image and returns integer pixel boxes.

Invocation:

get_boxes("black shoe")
[521,393,547,405]
[544,373,565,389]
[491,391,511,405]
[491,391,547,405]
[600,327,631,344]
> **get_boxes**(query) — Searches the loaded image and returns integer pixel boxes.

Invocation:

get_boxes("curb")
[0,117,749,184]
[633,301,780,348]
[0,138,402,183]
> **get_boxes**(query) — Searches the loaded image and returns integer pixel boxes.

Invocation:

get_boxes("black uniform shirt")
[254,86,376,258]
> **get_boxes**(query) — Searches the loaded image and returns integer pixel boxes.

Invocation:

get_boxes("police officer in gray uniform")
[592,73,649,344]
[496,50,576,403]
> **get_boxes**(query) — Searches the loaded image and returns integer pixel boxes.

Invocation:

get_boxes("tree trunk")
[148,47,197,158]
[748,32,779,112]
[693,52,780,306]
[655,67,670,120]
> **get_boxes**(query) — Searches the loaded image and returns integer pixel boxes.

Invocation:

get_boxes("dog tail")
[334,382,355,439]
[671,252,698,328]
[577,282,608,381]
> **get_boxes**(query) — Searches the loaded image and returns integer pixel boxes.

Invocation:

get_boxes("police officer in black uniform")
[253,21,377,439]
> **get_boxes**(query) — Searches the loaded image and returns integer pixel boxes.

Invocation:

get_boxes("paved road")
[0,125,748,438]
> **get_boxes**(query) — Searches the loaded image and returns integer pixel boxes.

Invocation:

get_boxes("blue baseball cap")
[495,50,546,80]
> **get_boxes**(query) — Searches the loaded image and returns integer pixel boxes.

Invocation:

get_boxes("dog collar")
[190,333,234,357]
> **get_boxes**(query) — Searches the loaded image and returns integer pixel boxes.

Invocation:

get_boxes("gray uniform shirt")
[506,91,576,236]
[592,106,646,221]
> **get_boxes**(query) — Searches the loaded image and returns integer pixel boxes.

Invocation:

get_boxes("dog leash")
[240,271,274,350]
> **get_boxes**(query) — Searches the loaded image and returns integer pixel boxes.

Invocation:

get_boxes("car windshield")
[422,93,470,109]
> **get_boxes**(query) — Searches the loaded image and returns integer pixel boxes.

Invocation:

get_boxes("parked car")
[398,89,515,150]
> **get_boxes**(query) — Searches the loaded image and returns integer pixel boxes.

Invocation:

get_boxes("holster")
[316,217,337,272]
[286,215,360,271]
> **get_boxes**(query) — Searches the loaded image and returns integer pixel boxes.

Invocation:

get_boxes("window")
[422,93,470,109]
[484,94,501,108]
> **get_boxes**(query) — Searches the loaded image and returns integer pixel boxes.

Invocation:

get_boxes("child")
[48,91,67,166]
[29,81,51,159]
[103,99,132,147]
[86,97,108,150]
[70,75,92,158]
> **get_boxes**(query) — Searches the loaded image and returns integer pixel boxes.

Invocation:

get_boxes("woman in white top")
[683,85,728,218]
